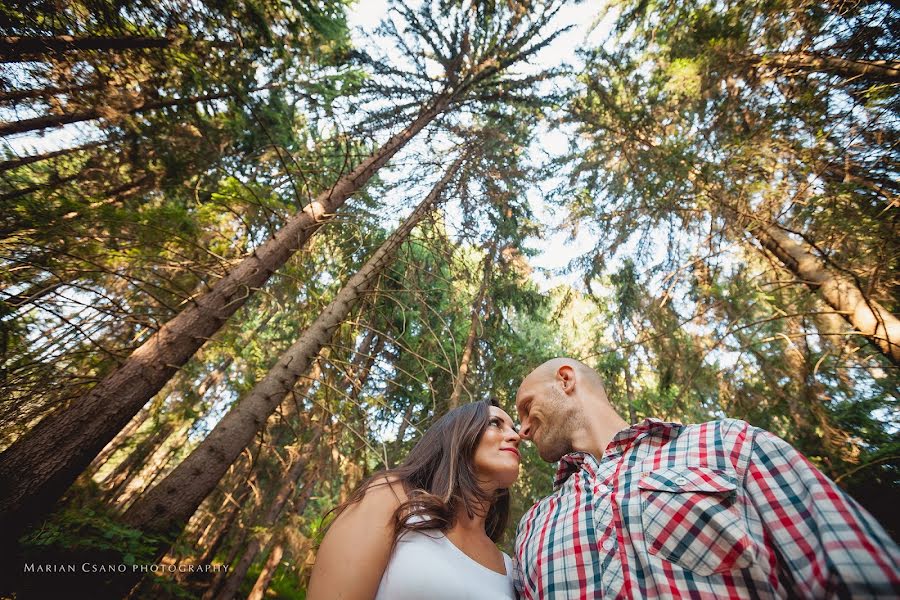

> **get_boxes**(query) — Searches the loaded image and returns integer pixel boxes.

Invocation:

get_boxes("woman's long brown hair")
[329,398,510,544]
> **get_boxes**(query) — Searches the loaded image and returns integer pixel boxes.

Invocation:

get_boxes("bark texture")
[750,52,900,82]
[246,542,283,600]
[753,223,900,364]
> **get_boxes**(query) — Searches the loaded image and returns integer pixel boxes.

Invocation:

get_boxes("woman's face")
[473,406,521,490]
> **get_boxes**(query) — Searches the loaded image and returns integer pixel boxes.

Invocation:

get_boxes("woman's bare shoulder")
[346,474,408,517]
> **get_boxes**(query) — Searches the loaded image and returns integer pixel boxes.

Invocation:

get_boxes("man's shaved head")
[524,358,608,398]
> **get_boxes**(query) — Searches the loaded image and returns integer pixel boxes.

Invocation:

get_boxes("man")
[514,357,899,599]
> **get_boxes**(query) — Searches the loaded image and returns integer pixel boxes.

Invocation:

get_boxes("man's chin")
[537,446,566,463]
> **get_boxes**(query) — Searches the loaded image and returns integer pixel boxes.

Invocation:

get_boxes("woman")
[308,399,522,599]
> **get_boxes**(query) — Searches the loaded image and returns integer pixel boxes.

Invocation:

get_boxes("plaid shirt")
[515,418,900,599]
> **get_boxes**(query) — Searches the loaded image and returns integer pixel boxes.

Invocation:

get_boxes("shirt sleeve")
[743,427,900,598]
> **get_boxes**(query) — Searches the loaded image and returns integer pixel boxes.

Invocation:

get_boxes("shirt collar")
[552,418,681,489]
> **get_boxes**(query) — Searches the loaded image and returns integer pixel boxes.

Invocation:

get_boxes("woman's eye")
[489,418,501,427]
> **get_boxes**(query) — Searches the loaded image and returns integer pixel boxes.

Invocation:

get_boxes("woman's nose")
[506,428,521,446]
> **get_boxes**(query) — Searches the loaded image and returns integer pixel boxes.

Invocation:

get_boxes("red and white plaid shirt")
[514,418,900,599]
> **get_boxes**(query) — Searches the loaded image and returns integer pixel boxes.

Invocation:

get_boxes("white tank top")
[374,521,517,600]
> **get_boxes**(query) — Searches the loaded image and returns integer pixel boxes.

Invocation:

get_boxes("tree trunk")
[100,422,174,504]
[780,316,816,437]
[337,327,384,445]
[621,338,638,425]
[391,399,417,462]
[185,451,260,595]
[247,460,313,600]
[202,524,252,600]
[338,327,380,398]
[84,402,153,480]
[751,51,900,82]
[0,82,104,105]
[213,439,320,600]
[122,157,462,549]
[0,140,105,173]
[117,425,192,508]
[0,85,273,137]
[753,223,900,364]
[0,35,173,61]
[91,354,232,490]
[448,241,497,410]
[246,541,283,600]
[1,173,79,202]
[0,93,453,540]
[198,439,317,597]
[195,473,254,567]
[102,355,236,505]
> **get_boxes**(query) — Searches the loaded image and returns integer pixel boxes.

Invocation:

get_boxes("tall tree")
[120,155,463,557]
[0,0,565,540]
[448,239,498,409]
[561,0,898,527]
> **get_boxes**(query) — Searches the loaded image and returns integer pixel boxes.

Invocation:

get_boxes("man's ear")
[557,365,576,395]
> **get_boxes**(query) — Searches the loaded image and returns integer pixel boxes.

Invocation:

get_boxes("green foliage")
[22,506,162,560]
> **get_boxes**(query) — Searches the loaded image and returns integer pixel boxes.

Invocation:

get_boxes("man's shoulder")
[686,416,749,427]
[678,417,758,437]
[669,418,764,449]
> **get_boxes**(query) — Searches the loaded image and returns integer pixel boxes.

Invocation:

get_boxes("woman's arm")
[307,478,404,600]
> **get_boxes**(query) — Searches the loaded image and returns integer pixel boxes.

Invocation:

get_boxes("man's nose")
[519,419,532,441]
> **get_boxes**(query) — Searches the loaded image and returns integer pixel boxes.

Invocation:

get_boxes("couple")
[309,358,900,599]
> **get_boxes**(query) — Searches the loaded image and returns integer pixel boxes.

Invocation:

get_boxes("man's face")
[515,371,574,462]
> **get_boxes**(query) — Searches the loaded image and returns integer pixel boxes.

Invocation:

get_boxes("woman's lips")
[501,447,520,458]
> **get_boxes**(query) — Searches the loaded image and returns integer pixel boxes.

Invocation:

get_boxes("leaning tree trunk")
[100,422,174,504]
[0,92,454,541]
[448,240,497,410]
[752,222,900,365]
[116,425,193,509]
[195,468,255,567]
[750,51,900,83]
[191,461,260,595]
[0,140,105,173]
[246,541,284,600]
[0,82,104,105]
[89,351,233,483]
[245,471,318,600]
[104,354,240,506]
[84,402,154,480]
[213,438,321,600]
[0,35,173,61]
[0,85,275,137]
[112,157,463,600]
[190,358,321,578]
